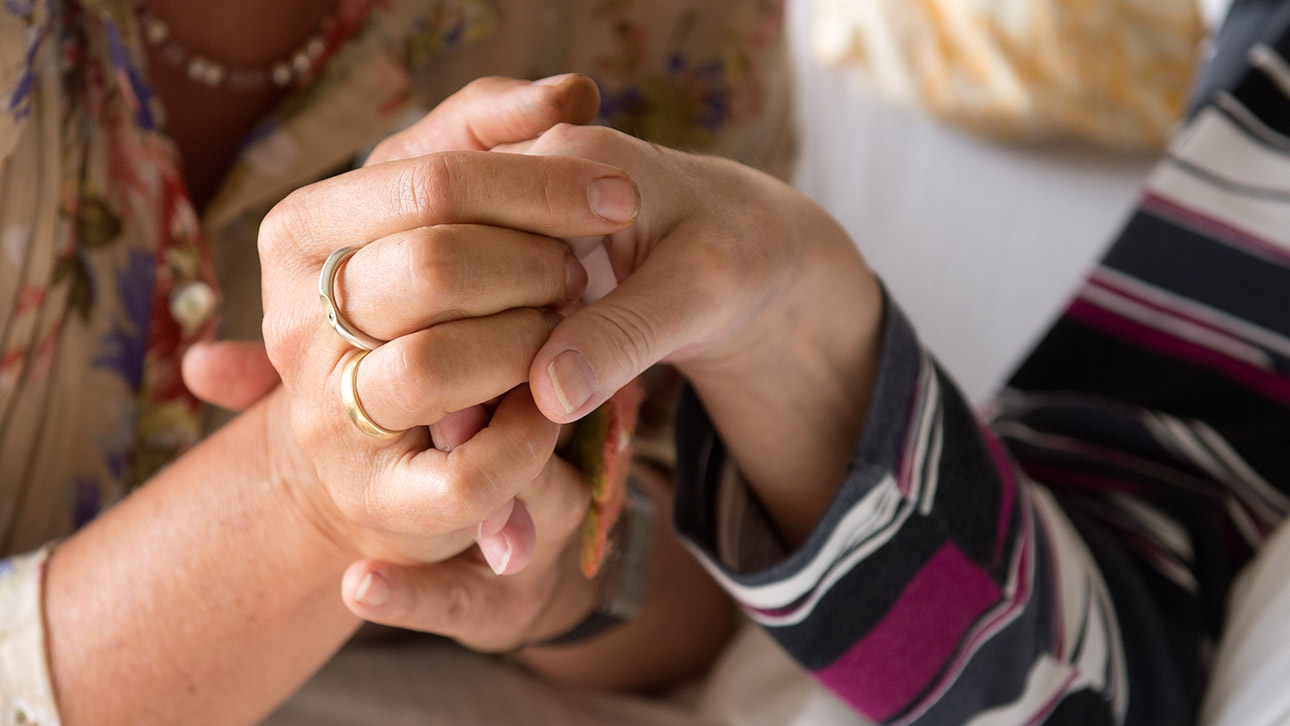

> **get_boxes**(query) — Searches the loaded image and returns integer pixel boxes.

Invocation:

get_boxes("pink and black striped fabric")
[674,4,1290,723]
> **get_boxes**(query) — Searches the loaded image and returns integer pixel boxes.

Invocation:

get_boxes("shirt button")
[169,280,217,332]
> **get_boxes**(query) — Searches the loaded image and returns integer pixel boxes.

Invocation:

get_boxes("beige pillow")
[811,0,1205,149]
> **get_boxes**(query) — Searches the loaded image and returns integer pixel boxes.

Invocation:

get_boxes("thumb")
[365,74,600,165]
[530,250,717,423]
[182,340,281,411]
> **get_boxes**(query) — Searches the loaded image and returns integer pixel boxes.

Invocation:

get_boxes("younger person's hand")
[503,124,885,547]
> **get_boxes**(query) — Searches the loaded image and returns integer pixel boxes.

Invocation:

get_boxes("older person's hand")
[184,73,599,411]
[338,407,599,651]
[252,75,639,575]
[185,75,604,574]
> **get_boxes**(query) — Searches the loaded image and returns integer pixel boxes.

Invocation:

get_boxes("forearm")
[517,466,736,692]
[45,389,361,724]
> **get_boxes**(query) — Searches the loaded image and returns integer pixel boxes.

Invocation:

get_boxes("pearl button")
[169,281,217,332]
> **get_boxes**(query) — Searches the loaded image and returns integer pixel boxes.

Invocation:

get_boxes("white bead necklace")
[135,3,335,91]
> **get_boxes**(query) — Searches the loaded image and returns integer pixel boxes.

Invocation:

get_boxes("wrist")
[676,196,885,547]
[536,477,657,647]
[518,468,735,691]
[260,387,368,562]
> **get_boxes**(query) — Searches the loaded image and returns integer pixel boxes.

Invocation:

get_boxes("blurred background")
[786,0,1218,400]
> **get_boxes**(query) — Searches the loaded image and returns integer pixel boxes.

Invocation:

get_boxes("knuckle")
[438,461,504,526]
[257,190,311,263]
[537,123,619,159]
[402,153,459,221]
[435,577,474,634]
[553,489,591,537]
[587,301,656,375]
[514,307,552,344]
[365,136,400,166]
[408,328,452,382]
[498,412,554,477]
[462,75,504,97]
[260,306,313,385]
[380,340,437,422]
[541,245,572,301]
[438,469,492,526]
[539,121,582,149]
[575,124,620,154]
[407,227,464,314]
[328,478,379,530]
[259,311,293,373]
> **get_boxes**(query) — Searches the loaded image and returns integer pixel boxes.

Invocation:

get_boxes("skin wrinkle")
[408,153,459,226]
[591,297,657,380]
[404,229,441,322]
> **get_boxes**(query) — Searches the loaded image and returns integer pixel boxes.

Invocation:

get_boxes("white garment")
[1201,519,1290,726]
[269,623,871,726]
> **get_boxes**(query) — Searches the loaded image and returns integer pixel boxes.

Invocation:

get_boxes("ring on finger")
[319,246,386,351]
[340,349,405,439]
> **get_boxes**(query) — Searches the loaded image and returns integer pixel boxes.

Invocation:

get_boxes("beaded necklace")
[134,0,375,92]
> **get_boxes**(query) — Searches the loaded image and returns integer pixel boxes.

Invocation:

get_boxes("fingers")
[341,554,589,652]
[473,451,592,576]
[254,78,617,563]
[530,242,739,422]
[355,308,555,432]
[258,152,639,271]
[335,224,587,341]
[365,74,601,165]
[343,457,594,649]
[181,340,281,411]
[429,405,489,453]
[432,409,541,575]
[361,387,559,534]
[475,499,535,576]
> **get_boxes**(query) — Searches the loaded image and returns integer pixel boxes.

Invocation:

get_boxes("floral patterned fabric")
[0,0,792,720]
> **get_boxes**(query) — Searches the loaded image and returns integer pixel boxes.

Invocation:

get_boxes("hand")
[187,75,604,571]
[339,410,598,652]
[342,457,739,693]
[183,74,600,412]
[503,125,886,547]
[256,87,642,570]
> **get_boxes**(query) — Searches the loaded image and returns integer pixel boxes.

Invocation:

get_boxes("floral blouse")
[0,0,792,720]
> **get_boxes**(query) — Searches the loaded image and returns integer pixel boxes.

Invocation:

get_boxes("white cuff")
[0,546,62,726]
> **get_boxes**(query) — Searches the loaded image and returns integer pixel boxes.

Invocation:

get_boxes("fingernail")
[478,532,514,576]
[565,254,588,302]
[355,571,391,608]
[477,499,515,540]
[588,177,639,223]
[548,349,597,414]
[428,422,451,452]
[532,73,575,87]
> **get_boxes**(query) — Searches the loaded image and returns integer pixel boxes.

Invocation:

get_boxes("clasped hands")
[185,73,880,652]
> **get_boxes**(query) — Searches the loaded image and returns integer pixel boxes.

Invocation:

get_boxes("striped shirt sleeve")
[675,298,1129,725]
[674,10,1290,724]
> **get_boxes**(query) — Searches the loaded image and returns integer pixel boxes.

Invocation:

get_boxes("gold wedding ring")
[340,350,405,439]
[319,246,386,351]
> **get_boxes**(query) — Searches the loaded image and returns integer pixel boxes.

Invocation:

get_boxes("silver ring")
[319,246,385,351]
